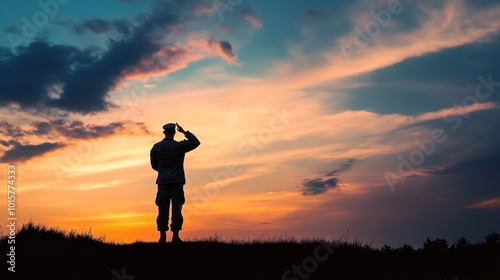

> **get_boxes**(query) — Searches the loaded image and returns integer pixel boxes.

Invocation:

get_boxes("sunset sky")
[1,0,500,247]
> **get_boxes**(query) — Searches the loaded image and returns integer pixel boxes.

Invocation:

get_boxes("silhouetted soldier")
[150,123,200,244]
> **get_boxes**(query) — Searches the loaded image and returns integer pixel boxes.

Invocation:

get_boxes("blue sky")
[0,0,499,247]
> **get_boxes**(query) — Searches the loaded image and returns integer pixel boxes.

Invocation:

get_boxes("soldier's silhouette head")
[163,123,176,138]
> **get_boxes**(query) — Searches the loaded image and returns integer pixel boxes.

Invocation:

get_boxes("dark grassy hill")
[2,222,500,280]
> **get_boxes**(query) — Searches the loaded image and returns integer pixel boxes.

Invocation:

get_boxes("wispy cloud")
[238,8,263,28]
[0,119,150,162]
[0,121,25,137]
[271,0,500,91]
[72,18,134,35]
[301,177,339,196]
[301,159,355,196]
[466,198,500,209]
[326,159,356,176]
[31,119,151,139]
[0,141,65,162]
[190,39,242,67]
[122,45,204,80]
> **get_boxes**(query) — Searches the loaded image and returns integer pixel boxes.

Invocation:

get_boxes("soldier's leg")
[155,185,172,232]
[170,184,185,233]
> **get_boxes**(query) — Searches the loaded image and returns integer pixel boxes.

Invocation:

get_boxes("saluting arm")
[177,123,201,151]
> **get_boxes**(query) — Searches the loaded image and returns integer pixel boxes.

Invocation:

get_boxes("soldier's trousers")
[155,184,185,232]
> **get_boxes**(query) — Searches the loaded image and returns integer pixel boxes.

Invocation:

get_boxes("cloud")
[31,121,53,135]
[277,135,500,246]
[28,119,151,139]
[0,119,150,140]
[73,18,134,35]
[326,159,356,176]
[0,140,13,147]
[238,8,263,28]
[190,39,241,67]
[271,0,500,92]
[301,177,339,196]
[0,2,190,114]
[0,119,150,162]
[301,159,355,196]
[0,42,98,112]
[0,141,66,163]
[1,0,244,115]
[281,170,500,247]
[122,44,204,79]
[0,121,25,138]
[466,198,500,209]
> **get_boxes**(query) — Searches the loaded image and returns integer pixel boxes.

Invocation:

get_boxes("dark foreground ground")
[2,223,500,280]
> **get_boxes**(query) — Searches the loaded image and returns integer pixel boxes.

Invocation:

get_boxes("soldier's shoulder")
[152,140,165,148]
[153,139,179,149]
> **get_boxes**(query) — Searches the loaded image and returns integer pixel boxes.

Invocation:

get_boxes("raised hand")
[176,123,186,133]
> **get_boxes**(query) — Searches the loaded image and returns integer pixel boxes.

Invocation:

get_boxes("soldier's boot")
[158,231,167,244]
[172,231,183,244]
